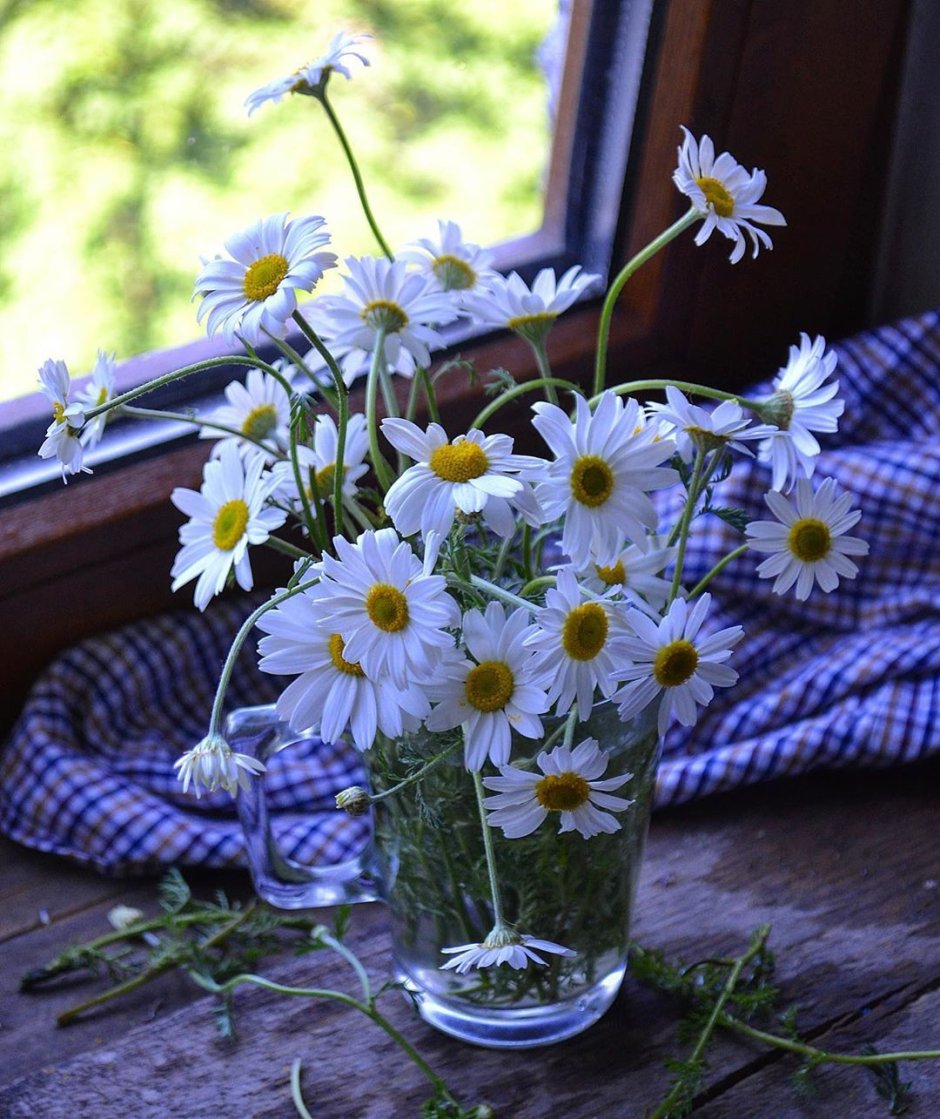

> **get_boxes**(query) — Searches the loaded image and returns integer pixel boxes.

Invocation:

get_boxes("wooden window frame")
[0,0,912,732]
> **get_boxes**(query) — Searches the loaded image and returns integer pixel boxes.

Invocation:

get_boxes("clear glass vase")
[230,700,660,1049]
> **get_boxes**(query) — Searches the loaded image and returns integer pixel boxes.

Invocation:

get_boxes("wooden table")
[2,758,939,1118]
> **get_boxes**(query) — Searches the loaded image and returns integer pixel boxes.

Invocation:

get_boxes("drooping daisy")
[174,733,266,799]
[36,358,88,481]
[256,590,429,749]
[170,442,287,611]
[380,418,545,538]
[462,265,600,346]
[311,527,459,687]
[245,31,371,115]
[673,126,786,264]
[194,212,336,346]
[307,256,458,384]
[441,929,574,974]
[425,602,550,770]
[398,220,497,293]
[755,333,844,492]
[612,593,744,737]
[199,368,291,463]
[648,385,772,463]
[577,541,676,614]
[525,568,628,717]
[532,391,679,567]
[484,737,633,839]
[745,476,868,601]
[77,350,116,448]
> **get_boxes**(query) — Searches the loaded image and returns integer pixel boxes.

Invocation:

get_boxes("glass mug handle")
[227,703,379,909]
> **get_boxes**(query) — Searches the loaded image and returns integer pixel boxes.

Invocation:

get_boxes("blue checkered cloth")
[1,309,938,874]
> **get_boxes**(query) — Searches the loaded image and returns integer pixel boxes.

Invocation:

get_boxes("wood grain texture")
[2,759,939,1118]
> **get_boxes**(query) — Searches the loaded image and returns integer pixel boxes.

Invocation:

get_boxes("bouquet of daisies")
[36,32,867,980]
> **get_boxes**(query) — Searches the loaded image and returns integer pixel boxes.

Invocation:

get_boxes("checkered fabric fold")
[1,309,938,874]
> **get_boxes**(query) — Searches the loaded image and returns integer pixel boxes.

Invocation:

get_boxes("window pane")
[0,0,562,404]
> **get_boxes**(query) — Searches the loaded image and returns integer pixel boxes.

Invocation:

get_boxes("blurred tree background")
[0,0,558,401]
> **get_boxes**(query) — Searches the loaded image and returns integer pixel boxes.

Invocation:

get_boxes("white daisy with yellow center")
[194,212,336,346]
[174,733,266,800]
[426,602,550,771]
[673,126,786,264]
[462,265,599,346]
[525,568,629,717]
[245,31,372,116]
[271,412,370,509]
[577,540,676,614]
[483,737,633,840]
[756,334,844,492]
[76,350,117,449]
[532,391,679,568]
[199,368,291,463]
[306,256,458,384]
[612,593,744,737]
[311,527,459,688]
[745,476,868,601]
[170,442,286,611]
[649,385,773,464]
[441,929,575,975]
[257,591,429,750]
[36,358,88,481]
[398,219,497,293]
[381,418,544,539]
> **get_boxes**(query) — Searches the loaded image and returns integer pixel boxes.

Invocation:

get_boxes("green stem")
[647,925,771,1119]
[418,365,442,426]
[365,328,395,493]
[722,1015,940,1067]
[530,338,559,406]
[264,536,314,562]
[368,739,463,804]
[667,448,706,604]
[119,404,285,461]
[471,376,580,430]
[590,379,741,408]
[472,770,505,930]
[319,89,394,261]
[519,574,555,598]
[687,543,750,599]
[290,1058,316,1119]
[593,207,700,396]
[468,574,535,614]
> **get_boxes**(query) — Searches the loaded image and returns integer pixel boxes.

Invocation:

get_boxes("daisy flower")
[756,333,844,492]
[525,568,628,717]
[36,358,88,481]
[462,265,599,346]
[745,476,868,601]
[245,31,371,115]
[76,350,116,448]
[170,442,287,611]
[194,212,336,346]
[398,220,497,292]
[673,126,786,263]
[577,541,676,613]
[611,593,744,737]
[649,385,772,463]
[256,591,429,749]
[425,602,550,771]
[199,368,291,463]
[441,929,574,974]
[174,733,266,799]
[311,527,459,687]
[532,391,679,567]
[483,737,633,840]
[380,418,544,538]
[272,413,370,509]
[307,256,458,384]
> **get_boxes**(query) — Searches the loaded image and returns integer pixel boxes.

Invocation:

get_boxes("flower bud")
[335,786,371,816]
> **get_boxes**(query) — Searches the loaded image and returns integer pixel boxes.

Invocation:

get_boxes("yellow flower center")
[695,176,735,218]
[429,441,489,483]
[365,583,410,632]
[432,254,476,291]
[328,633,365,677]
[96,385,109,406]
[787,517,831,563]
[241,403,279,440]
[52,401,66,425]
[212,498,250,551]
[313,462,347,499]
[361,299,409,333]
[561,603,609,661]
[595,560,626,587]
[242,253,289,302]
[506,310,557,333]
[570,454,614,508]
[464,660,515,713]
[653,639,699,688]
[535,771,591,812]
